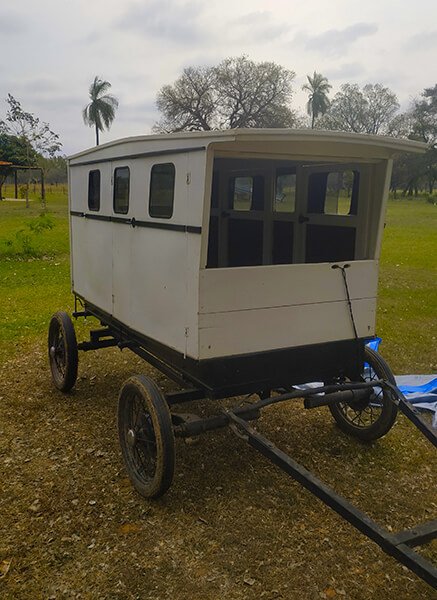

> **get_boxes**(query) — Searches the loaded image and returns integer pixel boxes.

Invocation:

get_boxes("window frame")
[149,162,176,219]
[113,166,130,215]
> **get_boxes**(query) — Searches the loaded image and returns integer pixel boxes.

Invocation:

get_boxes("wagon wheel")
[48,311,78,392]
[329,346,398,441]
[118,375,175,499]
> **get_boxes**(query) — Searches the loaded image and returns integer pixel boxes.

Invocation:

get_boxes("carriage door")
[111,161,132,324]
[295,164,361,264]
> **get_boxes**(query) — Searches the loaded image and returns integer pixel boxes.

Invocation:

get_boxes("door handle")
[298,214,310,224]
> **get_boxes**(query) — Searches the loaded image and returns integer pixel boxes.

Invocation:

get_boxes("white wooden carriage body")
[68,130,423,366]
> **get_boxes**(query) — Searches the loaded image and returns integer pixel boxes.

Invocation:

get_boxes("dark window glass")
[149,163,175,218]
[308,170,359,215]
[274,172,296,213]
[232,177,253,211]
[88,170,100,211]
[231,175,264,211]
[113,167,130,214]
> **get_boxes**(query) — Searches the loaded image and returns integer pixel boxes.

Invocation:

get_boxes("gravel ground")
[0,340,436,599]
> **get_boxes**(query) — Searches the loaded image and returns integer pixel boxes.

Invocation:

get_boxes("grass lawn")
[377,198,437,373]
[0,185,71,364]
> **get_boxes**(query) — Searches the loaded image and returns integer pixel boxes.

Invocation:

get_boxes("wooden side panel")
[70,163,113,314]
[199,261,378,314]
[199,298,376,359]
[69,150,205,359]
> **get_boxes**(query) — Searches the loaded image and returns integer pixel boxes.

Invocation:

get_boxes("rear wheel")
[48,311,78,392]
[329,346,398,441]
[118,375,175,499]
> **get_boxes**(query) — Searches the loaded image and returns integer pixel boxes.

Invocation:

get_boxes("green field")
[0,188,436,372]
[0,185,72,364]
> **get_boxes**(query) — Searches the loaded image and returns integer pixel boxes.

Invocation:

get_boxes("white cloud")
[293,23,378,57]
[116,0,206,44]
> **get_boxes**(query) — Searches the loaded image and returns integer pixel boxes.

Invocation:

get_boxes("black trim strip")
[70,210,201,233]
[111,215,129,224]
[70,145,206,167]
[84,213,112,222]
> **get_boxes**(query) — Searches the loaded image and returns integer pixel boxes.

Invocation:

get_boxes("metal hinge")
[186,172,191,185]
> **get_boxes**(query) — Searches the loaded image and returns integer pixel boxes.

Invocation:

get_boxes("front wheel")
[48,311,78,392]
[118,375,175,499]
[329,346,398,441]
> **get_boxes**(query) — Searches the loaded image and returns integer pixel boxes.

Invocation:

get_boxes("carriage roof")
[68,128,426,164]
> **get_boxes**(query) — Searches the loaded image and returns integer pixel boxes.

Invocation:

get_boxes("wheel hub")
[127,428,137,448]
[49,345,57,358]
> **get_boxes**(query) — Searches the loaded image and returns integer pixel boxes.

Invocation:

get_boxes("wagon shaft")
[226,410,437,589]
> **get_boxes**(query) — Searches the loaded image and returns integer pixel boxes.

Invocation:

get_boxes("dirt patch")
[0,342,436,599]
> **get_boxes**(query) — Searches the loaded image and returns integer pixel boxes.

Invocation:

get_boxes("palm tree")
[302,72,331,129]
[82,76,119,145]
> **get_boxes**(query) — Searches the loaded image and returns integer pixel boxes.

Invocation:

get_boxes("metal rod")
[174,405,260,437]
[304,387,371,409]
[226,411,437,589]
[247,380,386,412]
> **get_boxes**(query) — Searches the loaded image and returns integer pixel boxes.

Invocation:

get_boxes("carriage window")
[113,167,130,214]
[231,175,264,211]
[308,170,358,216]
[88,170,100,211]
[149,163,175,219]
[274,172,296,213]
[232,177,253,211]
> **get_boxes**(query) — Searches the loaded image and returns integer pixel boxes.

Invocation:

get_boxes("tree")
[394,83,437,195]
[410,84,437,146]
[0,94,62,208]
[154,56,296,132]
[82,76,119,146]
[156,66,215,132]
[302,71,331,129]
[38,155,67,184]
[320,83,400,135]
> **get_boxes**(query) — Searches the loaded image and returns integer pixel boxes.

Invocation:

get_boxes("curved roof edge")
[69,128,426,161]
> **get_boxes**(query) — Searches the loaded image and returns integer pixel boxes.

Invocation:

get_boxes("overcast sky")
[1,0,436,154]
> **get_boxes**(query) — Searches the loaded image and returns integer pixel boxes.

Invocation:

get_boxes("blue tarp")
[367,338,437,427]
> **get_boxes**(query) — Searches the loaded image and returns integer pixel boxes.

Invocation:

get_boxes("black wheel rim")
[336,362,385,429]
[124,392,158,483]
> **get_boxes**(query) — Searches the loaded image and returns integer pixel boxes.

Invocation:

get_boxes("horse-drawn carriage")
[48,129,436,587]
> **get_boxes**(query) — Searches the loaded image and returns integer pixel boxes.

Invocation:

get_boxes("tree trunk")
[26,170,30,209]
[95,125,100,146]
[311,111,315,129]
[41,169,46,210]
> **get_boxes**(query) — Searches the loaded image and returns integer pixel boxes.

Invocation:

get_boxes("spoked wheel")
[48,311,78,392]
[329,346,398,441]
[118,375,175,499]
